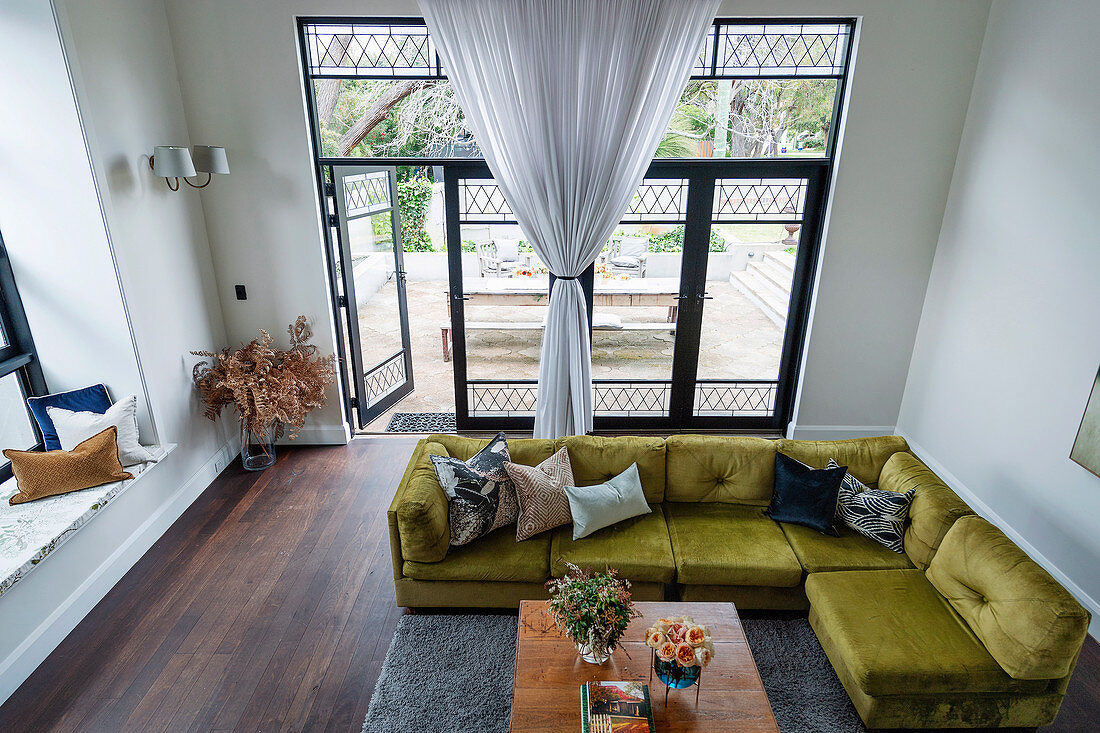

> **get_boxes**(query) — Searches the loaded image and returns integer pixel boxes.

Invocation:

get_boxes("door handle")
[697,293,714,300]
[453,294,470,301]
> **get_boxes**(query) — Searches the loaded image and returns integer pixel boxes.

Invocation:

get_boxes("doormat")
[385,412,457,433]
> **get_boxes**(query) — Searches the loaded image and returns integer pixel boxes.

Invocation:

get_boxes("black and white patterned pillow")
[430,432,518,547]
[829,458,915,553]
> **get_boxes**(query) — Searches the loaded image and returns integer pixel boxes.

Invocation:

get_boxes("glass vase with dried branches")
[192,316,336,470]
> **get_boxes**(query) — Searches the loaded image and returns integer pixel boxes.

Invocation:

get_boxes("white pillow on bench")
[47,395,156,467]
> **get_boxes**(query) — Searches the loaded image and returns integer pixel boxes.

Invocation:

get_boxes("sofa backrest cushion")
[776,435,909,487]
[664,435,775,504]
[878,451,973,569]
[558,435,666,503]
[927,515,1090,680]
[396,440,452,563]
[425,433,557,467]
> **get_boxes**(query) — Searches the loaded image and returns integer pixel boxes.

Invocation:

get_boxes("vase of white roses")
[645,615,714,703]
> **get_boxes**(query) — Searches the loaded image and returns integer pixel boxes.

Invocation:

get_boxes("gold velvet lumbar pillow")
[5,426,132,505]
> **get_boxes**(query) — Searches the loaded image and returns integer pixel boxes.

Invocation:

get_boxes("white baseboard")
[0,440,238,705]
[787,424,897,440]
[897,430,1100,640]
[278,422,351,446]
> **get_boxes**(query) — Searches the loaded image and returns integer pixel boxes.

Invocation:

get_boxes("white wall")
[897,0,1100,629]
[162,0,991,439]
[0,0,151,438]
[0,0,237,702]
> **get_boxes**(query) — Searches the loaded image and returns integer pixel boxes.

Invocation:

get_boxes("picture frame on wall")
[1070,366,1100,478]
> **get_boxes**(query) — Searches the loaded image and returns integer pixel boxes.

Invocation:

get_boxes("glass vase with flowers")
[545,563,639,665]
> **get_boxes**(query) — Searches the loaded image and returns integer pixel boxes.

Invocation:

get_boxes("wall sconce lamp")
[150,145,230,191]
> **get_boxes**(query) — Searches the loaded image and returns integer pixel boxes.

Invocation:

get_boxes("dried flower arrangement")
[545,562,639,663]
[645,615,714,669]
[191,316,336,440]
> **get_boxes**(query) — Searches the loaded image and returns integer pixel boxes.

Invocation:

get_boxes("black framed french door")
[443,159,828,433]
[327,165,414,428]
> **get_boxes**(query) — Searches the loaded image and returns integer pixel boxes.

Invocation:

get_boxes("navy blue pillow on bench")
[27,384,112,450]
[765,452,846,536]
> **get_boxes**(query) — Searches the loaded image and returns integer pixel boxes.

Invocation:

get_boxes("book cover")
[581,681,656,733]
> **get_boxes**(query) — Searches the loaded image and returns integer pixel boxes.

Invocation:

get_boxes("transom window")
[302,18,852,160]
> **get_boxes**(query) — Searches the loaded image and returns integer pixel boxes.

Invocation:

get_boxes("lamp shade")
[192,145,230,175]
[152,146,196,178]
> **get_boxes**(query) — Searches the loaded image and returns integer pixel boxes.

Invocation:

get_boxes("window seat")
[0,445,173,598]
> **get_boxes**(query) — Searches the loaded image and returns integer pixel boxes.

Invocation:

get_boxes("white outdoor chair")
[476,239,521,277]
[608,236,649,278]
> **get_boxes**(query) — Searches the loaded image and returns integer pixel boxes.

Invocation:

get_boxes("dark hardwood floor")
[0,437,1096,732]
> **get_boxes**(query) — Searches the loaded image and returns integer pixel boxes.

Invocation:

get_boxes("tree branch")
[337,80,433,156]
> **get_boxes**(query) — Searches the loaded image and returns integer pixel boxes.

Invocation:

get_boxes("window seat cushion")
[0,448,166,597]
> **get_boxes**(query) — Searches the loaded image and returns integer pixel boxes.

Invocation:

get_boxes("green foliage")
[546,563,639,654]
[397,172,433,252]
[644,225,726,253]
[460,239,477,253]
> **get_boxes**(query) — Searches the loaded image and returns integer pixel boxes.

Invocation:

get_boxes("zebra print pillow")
[828,458,915,553]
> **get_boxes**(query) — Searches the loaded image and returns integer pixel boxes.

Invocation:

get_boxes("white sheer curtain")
[421,0,720,437]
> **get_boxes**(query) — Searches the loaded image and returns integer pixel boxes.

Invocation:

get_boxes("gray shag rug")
[363,614,864,733]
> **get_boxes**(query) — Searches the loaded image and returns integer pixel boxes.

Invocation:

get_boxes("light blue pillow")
[564,463,651,540]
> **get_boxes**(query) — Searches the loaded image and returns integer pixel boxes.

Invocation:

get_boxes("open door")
[330,166,414,428]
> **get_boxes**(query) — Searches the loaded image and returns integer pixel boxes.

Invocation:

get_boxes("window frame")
[0,231,47,481]
[296,15,857,432]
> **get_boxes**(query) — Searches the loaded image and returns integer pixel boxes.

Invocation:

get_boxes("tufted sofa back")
[556,435,666,503]
[926,515,1090,680]
[664,435,776,505]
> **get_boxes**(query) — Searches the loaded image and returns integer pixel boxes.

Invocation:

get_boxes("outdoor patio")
[357,275,785,431]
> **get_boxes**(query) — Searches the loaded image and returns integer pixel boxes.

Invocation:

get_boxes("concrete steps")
[730,251,795,326]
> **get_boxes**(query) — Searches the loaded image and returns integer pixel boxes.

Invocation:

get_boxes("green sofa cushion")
[664,435,775,504]
[878,451,973,569]
[927,515,1091,681]
[777,435,908,486]
[396,441,451,563]
[665,502,802,587]
[426,433,556,466]
[806,569,1055,696]
[558,435,666,503]
[403,526,551,583]
[781,522,915,573]
[550,506,674,583]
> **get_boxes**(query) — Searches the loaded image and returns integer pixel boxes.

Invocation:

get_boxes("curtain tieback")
[554,275,578,281]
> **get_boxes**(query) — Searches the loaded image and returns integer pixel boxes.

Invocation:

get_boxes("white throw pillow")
[47,395,156,467]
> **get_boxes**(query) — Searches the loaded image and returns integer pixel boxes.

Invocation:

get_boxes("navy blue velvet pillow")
[765,452,846,536]
[27,384,112,450]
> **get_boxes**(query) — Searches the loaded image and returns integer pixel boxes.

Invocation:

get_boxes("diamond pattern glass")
[713,23,850,77]
[364,353,407,407]
[468,382,538,417]
[593,382,670,416]
[305,23,439,77]
[694,381,777,417]
[459,183,514,223]
[713,179,807,221]
[343,172,391,218]
[620,179,689,222]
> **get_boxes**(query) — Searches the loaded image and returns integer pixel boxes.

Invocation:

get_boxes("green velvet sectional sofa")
[388,433,1091,729]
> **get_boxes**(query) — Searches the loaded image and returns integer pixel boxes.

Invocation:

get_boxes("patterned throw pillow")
[430,432,517,547]
[829,458,915,553]
[504,447,574,541]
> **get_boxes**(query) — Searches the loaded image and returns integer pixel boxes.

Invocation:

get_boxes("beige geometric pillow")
[504,447,574,541]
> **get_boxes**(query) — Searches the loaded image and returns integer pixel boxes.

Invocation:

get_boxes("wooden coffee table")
[510,600,779,732]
